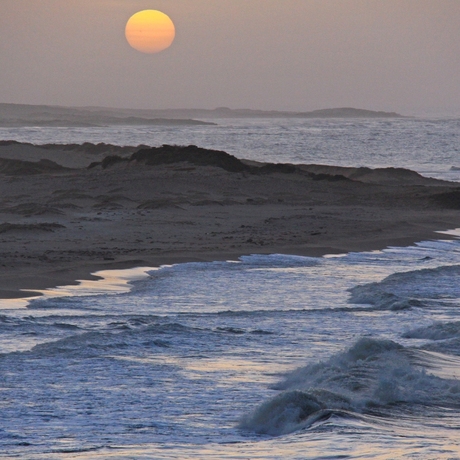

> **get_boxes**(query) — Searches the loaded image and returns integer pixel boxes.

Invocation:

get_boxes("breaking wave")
[404,321,460,341]
[348,264,460,310]
[240,337,460,436]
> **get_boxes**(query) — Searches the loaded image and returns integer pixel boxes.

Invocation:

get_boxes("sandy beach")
[0,141,459,299]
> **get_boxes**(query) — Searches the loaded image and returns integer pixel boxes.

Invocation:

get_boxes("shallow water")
[1,235,460,458]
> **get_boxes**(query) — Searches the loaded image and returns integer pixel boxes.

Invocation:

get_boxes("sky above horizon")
[1,0,459,116]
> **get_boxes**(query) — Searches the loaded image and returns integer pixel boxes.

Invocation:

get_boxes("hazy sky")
[1,0,459,115]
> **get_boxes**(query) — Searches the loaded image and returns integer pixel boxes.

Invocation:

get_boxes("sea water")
[1,118,460,458]
[1,117,460,181]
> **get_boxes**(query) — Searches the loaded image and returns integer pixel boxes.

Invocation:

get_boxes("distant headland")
[0,103,216,128]
[0,103,404,127]
[183,106,404,119]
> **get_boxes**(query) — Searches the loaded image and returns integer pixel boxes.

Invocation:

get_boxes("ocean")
[1,117,460,459]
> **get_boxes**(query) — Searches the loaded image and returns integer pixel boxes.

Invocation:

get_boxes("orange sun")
[125,10,175,54]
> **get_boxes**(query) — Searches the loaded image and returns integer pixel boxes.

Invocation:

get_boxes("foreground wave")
[1,241,460,458]
[240,337,460,436]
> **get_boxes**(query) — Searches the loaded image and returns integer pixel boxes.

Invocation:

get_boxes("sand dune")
[0,140,138,168]
[0,142,459,298]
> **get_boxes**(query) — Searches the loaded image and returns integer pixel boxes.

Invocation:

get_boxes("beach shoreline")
[3,230,460,301]
[1,142,460,300]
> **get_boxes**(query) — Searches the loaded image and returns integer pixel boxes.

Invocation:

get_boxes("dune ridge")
[0,142,459,299]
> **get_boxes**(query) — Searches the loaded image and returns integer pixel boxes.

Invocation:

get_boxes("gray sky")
[1,0,459,115]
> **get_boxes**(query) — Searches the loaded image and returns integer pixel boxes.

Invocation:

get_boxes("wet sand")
[1,142,460,299]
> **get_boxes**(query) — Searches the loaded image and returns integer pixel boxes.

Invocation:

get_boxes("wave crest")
[239,390,325,435]
[240,337,460,436]
[348,265,460,311]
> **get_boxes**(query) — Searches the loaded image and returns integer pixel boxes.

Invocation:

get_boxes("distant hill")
[85,107,404,119]
[0,103,216,127]
[82,106,405,119]
[180,107,404,118]
[0,103,404,127]
[300,107,403,118]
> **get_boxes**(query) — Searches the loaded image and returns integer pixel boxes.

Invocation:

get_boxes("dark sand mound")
[298,164,448,186]
[91,145,448,187]
[0,157,70,175]
[131,145,249,172]
[92,145,346,178]
[91,144,251,173]
[0,141,449,188]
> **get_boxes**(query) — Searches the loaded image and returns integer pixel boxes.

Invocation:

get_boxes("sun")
[125,10,175,54]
